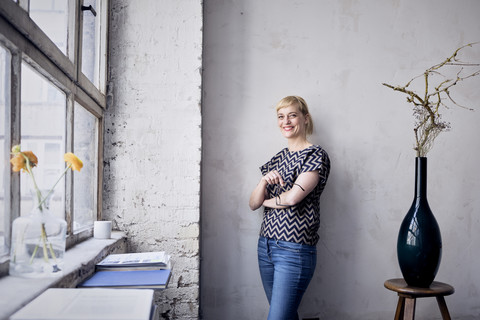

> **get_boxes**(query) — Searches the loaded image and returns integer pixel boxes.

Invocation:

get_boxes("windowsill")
[0,231,127,320]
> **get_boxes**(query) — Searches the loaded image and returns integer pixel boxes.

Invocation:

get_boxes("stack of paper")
[78,251,172,290]
[96,251,171,271]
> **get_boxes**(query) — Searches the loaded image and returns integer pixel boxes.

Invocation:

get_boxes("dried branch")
[382,42,480,157]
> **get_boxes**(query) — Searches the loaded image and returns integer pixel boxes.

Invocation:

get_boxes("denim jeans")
[257,236,317,320]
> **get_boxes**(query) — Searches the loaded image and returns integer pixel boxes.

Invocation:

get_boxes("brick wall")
[104,1,202,319]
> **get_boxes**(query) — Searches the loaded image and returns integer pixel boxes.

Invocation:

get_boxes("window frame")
[0,0,107,266]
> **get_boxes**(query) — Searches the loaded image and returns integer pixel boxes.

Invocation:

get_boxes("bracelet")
[294,183,305,191]
[275,195,289,207]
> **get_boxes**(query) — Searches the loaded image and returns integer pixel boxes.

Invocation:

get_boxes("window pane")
[29,0,68,54]
[82,0,106,91]
[21,62,66,219]
[73,102,97,232]
[0,46,9,255]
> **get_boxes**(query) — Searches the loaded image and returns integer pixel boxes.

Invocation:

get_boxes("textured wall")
[105,1,202,319]
[202,1,480,319]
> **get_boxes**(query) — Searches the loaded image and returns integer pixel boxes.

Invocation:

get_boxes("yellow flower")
[64,153,83,172]
[10,151,38,172]
[11,144,21,154]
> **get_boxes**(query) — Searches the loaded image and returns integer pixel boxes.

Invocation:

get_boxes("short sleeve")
[300,147,331,183]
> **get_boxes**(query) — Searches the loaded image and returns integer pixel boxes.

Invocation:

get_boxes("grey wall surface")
[202,1,480,319]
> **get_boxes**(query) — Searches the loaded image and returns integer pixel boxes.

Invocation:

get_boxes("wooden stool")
[384,278,454,320]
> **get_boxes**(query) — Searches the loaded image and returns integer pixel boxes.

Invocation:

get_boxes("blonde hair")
[275,96,314,136]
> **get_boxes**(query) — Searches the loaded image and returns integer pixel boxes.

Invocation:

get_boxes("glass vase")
[9,191,67,278]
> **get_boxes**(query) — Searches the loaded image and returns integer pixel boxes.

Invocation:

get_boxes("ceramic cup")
[94,221,112,239]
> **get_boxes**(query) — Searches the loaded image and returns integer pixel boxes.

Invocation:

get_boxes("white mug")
[94,221,112,239]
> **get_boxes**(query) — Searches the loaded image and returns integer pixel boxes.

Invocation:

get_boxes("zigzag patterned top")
[259,145,330,245]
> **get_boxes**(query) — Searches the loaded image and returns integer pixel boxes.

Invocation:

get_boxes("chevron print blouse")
[259,145,330,245]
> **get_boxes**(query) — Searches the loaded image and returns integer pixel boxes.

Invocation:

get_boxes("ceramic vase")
[397,157,442,287]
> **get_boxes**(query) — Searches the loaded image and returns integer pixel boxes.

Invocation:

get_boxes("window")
[20,62,66,217]
[0,45,9,256]
[82,0,108,91]
[29,0,69,54]
[73,102,98,232]
[0,0,108,266]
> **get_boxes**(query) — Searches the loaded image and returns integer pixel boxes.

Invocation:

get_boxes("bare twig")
[383,42,480,157]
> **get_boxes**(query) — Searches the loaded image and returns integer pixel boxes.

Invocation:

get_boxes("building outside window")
[0,0,108,267]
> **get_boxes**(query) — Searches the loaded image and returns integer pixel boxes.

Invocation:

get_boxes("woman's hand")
[250,170,285,211]
[261,170,285,187]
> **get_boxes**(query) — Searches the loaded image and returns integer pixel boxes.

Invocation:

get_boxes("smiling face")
[277,103,309,140]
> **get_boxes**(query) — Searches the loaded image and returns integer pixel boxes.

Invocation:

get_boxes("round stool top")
[384,278,454,298]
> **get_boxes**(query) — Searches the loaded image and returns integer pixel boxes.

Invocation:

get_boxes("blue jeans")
[257,237,317,320]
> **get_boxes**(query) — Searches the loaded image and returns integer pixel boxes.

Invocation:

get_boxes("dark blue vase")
[397,157,442,287]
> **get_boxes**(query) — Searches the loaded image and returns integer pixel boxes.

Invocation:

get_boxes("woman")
[249,96,330,320]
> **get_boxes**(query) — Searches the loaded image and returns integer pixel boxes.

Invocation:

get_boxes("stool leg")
[436,296,451,320]
[394,296,405,320]
[403,297,416,320]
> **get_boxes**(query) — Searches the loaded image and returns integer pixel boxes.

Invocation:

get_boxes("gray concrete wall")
[104,1,202,319]
[202,1,480,319]
[103,0,480,319]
